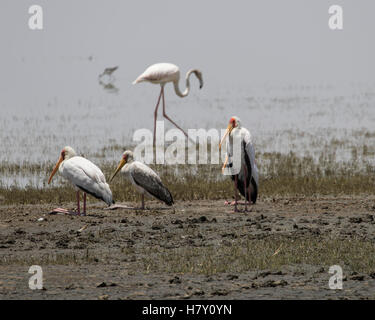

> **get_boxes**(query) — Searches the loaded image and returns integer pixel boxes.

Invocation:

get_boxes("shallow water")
[1,58,375,188]
[1,76,375,162]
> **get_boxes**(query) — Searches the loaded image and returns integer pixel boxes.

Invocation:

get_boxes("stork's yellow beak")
[48,155,63,184]
[222,155,229,174]
[219,123,234,150]
[110,158,126,182]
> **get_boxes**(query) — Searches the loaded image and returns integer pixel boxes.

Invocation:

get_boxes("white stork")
[48,146,114,215]
[133,63,203,146]
[219,116,259,212]
[110,150,174,210]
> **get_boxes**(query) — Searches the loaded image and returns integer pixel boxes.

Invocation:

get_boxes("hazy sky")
[0,0,374,106]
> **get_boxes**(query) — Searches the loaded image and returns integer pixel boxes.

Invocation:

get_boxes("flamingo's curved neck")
[173,70,195,98]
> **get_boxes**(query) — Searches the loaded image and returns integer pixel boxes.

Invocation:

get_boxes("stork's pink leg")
[161,89,195,144]
[141,194,145,210]
[234,175,238,212]
[153,87,163,148]
[49,191,83,216]
[227,200,247,205]
[83,192,87,216]
[243,165,248,212]
[76,191,80,215]
[248,187,252,206]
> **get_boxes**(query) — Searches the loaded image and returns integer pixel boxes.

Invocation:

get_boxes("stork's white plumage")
[110,150,173,210]
[219,116,259,212]
[133,63,203,146]
[48,146,114,215]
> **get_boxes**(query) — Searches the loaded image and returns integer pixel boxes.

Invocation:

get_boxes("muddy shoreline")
[1,196,375,299]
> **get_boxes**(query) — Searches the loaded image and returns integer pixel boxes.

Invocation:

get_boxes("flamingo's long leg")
[161,89,195,144]
[153,87,163,147]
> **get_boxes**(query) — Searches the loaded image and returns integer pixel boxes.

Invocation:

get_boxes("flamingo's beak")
[219,123,234,150]
[194,70,203,89]
[199,77,203,89]
[48,155,63,184]
[110,158,126,182]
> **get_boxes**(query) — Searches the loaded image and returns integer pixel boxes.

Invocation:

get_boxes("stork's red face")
[219,117,236,150]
